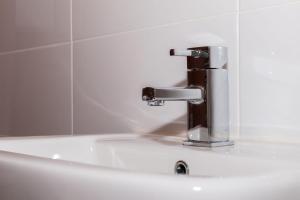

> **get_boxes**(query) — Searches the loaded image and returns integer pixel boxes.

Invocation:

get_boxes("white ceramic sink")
[0,134,300,200]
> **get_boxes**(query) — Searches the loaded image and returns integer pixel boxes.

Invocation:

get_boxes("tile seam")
[73,11,239,44]
[0,42,71,56]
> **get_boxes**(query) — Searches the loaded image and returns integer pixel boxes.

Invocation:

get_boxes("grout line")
[0,10,241,56]
[70,0,74,136]
[236,0,240,138]
[73,11,238,44]
[0,42,71,56]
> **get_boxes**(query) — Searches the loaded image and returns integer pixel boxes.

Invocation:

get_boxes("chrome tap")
[142,46,233,147]
[142,87,204,106]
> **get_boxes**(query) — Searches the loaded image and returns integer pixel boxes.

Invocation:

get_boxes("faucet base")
[183,140,234,147]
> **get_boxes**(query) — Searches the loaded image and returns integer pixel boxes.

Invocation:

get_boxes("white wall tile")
[0,0,70,53]
[240,0,300,11]
[0,61,13,135]
[240,0,285,10]
[73,0,237,40]
[74,14,238,136]
[240,3,300,138]
[0,45,72,136]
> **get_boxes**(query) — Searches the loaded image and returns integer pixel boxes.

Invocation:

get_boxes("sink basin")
[0,134,300,200]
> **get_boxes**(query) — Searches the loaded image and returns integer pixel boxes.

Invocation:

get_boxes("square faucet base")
[183,140,234,147]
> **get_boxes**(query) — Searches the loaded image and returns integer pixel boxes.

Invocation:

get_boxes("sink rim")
[0,133,300,180]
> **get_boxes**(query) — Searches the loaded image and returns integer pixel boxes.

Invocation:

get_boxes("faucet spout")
[142,87,204,106]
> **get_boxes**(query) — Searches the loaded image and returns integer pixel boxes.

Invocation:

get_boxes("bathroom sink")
[0,134,299,200]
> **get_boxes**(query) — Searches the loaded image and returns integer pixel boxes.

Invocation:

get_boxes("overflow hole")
[174,161,189,175]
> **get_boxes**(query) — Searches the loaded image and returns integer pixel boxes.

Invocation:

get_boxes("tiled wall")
[239,0,300,141]
[1,0,299,140]
[0,0,72,136]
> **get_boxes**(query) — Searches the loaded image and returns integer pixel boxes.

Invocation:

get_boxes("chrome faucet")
[142,46,233,147]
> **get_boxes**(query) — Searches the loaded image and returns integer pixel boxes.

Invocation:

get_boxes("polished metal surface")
[183,140,234,147]
[170,49,209,58]
[142,87,204,105]
[187,69,230,143]
[208,46,228,69]
[142,46,233,147]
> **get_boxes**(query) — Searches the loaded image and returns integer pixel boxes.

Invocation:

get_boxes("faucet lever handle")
[170,49,209,58]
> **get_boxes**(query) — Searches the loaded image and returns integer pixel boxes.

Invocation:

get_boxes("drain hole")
[174,161,189,175]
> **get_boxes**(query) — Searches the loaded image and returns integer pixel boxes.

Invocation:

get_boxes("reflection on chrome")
[90,146,94,152]
[52,154,61,160]
[193,186,202,191]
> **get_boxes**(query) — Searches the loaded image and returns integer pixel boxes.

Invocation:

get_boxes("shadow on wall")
[147,80,188,136]
[76,79,188,135]
[148,115,187,136]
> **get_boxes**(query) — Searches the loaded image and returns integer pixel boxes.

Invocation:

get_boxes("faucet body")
[142,46,233,147]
